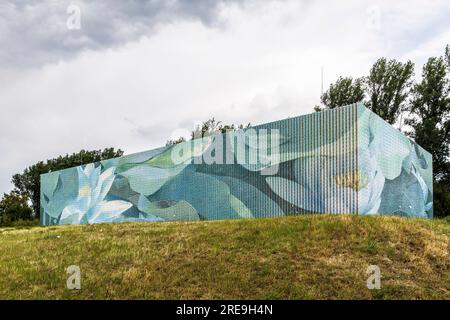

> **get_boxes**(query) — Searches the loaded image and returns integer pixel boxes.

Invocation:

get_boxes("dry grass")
[0,215,448,299]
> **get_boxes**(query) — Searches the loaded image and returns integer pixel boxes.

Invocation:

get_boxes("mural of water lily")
[357,150,386,214]
[360,109,412,180]
[41,168,79,224]
[266,149,385,214]
[40,102,433,225]
[58,164,132,224]
[358,106,433,217]
[379,164,432,218]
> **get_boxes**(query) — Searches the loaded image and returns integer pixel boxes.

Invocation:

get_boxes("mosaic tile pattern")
[40,103,433,225]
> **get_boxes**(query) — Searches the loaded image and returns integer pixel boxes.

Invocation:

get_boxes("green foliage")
[319,76,365,110]
[318,47,448,217]
[366,58,415,124]
[165,119,251,146]
[318,59,414,125]
[11,148,124,219]
[406,49,449,180]
[191,118,221,139]
[166,137,186,146]
[0,191,33,225]
[405,46,449,217]
[3,219,40,229]
[191,118,251,139]
[433,181,450,218]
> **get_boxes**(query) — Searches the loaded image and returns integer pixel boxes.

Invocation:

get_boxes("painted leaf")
[138,194,200,221]
[120,164,186,196]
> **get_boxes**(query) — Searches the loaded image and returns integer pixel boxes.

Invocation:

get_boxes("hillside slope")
[0,215,448,299]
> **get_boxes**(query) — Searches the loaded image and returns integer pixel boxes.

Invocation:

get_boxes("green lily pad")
[138,194,200,221]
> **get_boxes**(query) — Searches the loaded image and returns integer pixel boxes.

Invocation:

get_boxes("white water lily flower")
[266,149,385,215]
[411,166,432,214]
[59,164,132,224]
[357,150,385,215]
[378,164,431,218]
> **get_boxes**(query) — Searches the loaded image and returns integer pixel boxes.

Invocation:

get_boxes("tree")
[405,46,449,217]
[432,169,450,218]
[191,118,223,139]
[366,58,414,125]
[166,137,186,146]
[11,148,124,219]
[166,119,251,146]
[0,191,33,225]
[318,76,365,110]
[316,49,448,217]
[318,59,414,126]
[191,118,251,139]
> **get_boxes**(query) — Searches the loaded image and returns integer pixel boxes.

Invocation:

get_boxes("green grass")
[0,215,448,299]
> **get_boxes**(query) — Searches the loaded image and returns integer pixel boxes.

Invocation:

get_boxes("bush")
[0,191,34,226]
[433,181,450,218]
[0,218,40,228]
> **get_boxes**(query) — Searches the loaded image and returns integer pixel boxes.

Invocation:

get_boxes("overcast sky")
[0,0,449,195]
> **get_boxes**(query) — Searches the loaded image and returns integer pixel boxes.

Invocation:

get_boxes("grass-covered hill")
[0,215,448,299]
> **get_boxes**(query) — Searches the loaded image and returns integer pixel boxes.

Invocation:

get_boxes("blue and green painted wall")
[40,102,433,225]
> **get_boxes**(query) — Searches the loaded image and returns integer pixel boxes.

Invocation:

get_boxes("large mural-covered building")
[40,102,433,225]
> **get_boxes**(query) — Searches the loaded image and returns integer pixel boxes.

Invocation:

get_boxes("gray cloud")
[0,0,240,67]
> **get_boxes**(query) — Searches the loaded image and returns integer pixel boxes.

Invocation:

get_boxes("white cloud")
[0,0,449,195]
